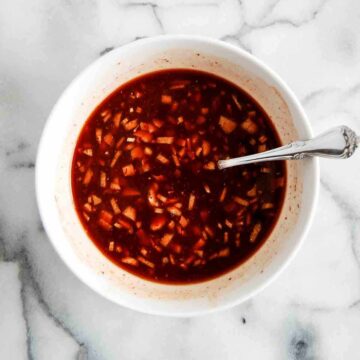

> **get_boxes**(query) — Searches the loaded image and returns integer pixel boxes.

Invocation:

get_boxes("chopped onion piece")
[123,206,137,221]
[123,119,138,132]
[231,94,242,110]
[204,226,214,238]
[138,256,154,268]
[104,133,114,146]
[150,215,167,231]
[153,118,164,128]
[157,194,168,203]
[262,203,274,210]
[110,151,122,168]
[247,186,257,197]
[176,138,186,147]
[134,130,153,143]
[144,147,153,155]
[100,171,107,188]
[203,183,211,193]
[219,187,227,202]
[91,195,102,205]
[259,135,267,143]
[122,164,135,176]
[121,257,138,266]
[109,241,115,251]
[172,154,180,167]
[188,193,196,210]
[110,178,121,191]
[110,198,121,214]
[83,168,93,185]
[116,137,125,149]
[219,115,237,134]
[193,238,206,249]
[98,219,112,231]
[130,146,144,159]
[161,94,172,104]
[241,118,258,134]
[225,219,233,228]
[167,206,182,217]
[156,153,169,164]
[113,112,122,128]
[261,167,272,174]
[147,183,159,207]
[83,148,93,156]
[202,140,211,156]
[218,248,230,257]
[156,137,174,144]
[203,161,215,170]
[168,220,175,230]
[234,196,249,207]
[179,216,188,228]
[161,233,174,247]
[83,203,93,213]
[250,223,262,242]
[258,144,267,153]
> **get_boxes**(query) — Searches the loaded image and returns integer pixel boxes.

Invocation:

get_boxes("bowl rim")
[35,34,319,316]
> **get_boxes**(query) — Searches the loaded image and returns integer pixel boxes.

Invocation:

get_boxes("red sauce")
[71,69,286,284]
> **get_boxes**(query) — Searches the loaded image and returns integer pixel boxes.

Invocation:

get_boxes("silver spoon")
[218,125,359,169]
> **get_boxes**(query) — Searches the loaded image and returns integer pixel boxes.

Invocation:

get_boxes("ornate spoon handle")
[218,126,359,169]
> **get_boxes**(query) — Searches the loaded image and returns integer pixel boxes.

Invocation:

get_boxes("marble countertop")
[1,0,360,359]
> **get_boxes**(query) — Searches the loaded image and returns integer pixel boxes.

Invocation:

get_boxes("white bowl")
[36,35,319,316]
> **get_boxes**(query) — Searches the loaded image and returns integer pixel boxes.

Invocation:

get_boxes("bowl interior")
[36,36,318,316]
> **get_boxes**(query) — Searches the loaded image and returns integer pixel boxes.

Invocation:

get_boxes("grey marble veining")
[1,0,360,359]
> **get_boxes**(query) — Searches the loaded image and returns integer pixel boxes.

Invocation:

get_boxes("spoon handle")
[218,125,359,169]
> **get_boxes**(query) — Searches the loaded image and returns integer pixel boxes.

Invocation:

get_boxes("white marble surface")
[1,0,360,358]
